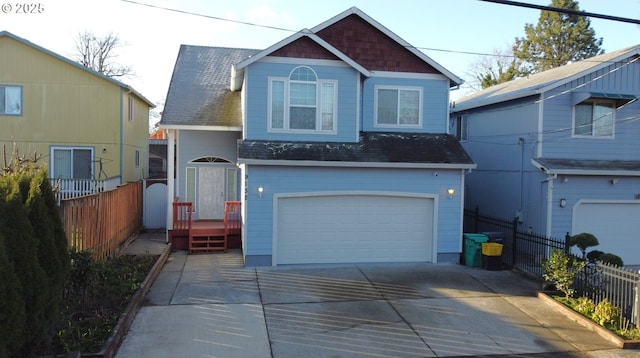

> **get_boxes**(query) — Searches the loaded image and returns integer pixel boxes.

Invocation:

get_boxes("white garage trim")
[572,199,640,266]
[273,191,438,266]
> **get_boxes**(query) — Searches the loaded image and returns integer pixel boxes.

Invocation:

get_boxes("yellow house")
[0,31,154,196]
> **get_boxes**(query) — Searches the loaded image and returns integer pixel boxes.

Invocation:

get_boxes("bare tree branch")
[73,31,134,78]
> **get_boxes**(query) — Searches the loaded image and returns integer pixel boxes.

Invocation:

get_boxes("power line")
[119,0,296,33]
[478,0,640,25]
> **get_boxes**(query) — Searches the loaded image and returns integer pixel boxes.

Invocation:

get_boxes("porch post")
[166,129,176,242]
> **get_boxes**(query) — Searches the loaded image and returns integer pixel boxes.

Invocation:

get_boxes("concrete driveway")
[116,234,637,358]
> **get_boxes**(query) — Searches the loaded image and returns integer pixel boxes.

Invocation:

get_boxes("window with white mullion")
[321,82,335,131]
[289,81,317,130]
[268,66,336,133]
[375,86,422,127]
[574,99,614,137]
[270,79,285,129]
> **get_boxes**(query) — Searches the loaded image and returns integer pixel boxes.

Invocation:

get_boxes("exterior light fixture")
[559,198,567,208]
[258,185,264,198]
[447,188,455,198]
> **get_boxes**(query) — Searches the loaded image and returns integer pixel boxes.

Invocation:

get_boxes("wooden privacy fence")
[59,181,143,260]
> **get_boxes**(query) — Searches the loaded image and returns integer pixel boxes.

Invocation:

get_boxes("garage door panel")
[574,202,640,266]
[276,195,433,265]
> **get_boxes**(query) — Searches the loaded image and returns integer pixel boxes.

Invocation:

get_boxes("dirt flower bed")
[49,252,158,355]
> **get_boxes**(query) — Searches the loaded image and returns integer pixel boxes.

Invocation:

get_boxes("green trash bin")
[463,233,489,267]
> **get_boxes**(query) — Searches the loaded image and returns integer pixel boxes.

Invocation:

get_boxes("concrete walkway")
[116,231,640,357]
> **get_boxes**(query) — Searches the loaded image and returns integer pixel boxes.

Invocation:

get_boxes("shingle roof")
[532,158,640,175]
[452,44,640,112]
[160,45,259,128]
[238,132,476,167]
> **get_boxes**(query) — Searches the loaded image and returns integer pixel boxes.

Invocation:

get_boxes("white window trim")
[185,167,197,212]
[267,72,338,134]
[128,96,134,122]
[1,85,23,116]
[572,99,615,139]
[457,115,468,142]
[374,85,423,128]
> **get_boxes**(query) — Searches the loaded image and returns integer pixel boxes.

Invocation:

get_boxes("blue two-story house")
[451,45,640,265]
[161,7,475,266]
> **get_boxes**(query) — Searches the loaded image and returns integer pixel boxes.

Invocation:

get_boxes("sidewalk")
[117,232,640,358]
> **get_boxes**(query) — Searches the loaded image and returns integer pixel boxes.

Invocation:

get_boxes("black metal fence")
[464,207,569,278]
[574,262,640,328]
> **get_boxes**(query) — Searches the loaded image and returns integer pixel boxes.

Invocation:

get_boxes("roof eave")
[531,159,640,177]
[237,158,476,169]
[159,124,242,132]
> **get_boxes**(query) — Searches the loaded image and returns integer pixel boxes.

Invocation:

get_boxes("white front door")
[198,167,225,219]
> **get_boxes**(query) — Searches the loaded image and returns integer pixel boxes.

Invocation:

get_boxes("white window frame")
[268,66,337,134]
[0,85,22,115]
[185,167,196,211]
[374,85,423,128]
[128,96,134,122]
[572,99,615,138]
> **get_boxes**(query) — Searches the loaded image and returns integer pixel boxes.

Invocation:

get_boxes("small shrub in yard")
[573,296,595,317]
[542,249,585,299]
[592,299,620,327]
[599,253,624,267]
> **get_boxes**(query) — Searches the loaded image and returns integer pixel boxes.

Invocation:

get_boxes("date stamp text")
[1,3,45,14]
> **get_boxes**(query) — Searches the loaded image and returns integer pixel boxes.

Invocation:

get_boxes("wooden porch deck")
[170,220,242,252]
[169,201,242,254]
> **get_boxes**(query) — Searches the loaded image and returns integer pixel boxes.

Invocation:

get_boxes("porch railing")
[51,177,121,204]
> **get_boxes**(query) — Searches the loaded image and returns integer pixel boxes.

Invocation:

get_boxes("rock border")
[538,292,640,349]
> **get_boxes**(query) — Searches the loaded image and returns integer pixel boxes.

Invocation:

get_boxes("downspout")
[537,94,544,158]
[544,173,557,238]
[119,88,124,182]
[166,129,176,243]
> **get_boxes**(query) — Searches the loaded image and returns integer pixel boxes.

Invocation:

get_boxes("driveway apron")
[116,240,629,358]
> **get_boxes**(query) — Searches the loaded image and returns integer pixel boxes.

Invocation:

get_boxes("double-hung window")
[375,86,422,127]
[573,99,614,137]
[0,85,22,115]
[269,66,336,133]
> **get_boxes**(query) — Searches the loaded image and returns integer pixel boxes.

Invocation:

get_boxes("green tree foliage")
[542,249,586,299]
[0,232,26,357]
[512,0,603,76]
[569,232,599,260]
[469,0,604,89]
[0,163,70,357]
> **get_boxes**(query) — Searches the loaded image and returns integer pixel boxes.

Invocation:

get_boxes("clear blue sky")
[2,0,639,124]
